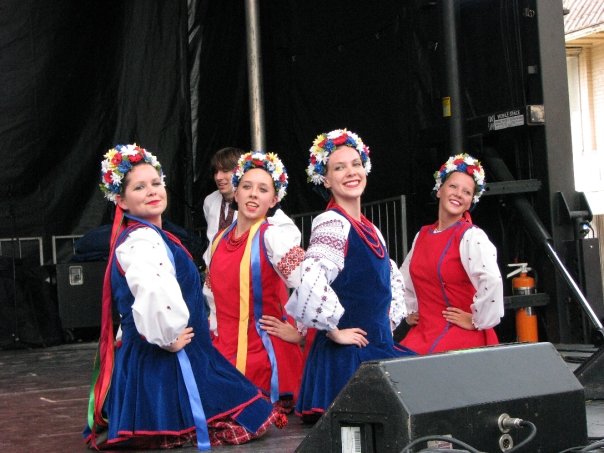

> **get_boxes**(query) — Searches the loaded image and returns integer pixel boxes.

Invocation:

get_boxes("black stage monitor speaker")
[297,342,587,453]
[56,262,106,330]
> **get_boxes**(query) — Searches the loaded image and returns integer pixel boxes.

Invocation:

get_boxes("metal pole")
[543,242,604,337]
[244,0,266,151]
[442,0,464,154]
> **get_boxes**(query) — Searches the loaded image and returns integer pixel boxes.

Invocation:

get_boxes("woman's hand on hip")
[442,307,476,330]
[326,327,369,347]
[259,315,303,344]
[163,326,195,352]
[406,312,419,326]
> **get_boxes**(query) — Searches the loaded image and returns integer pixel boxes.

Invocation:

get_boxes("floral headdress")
[100,144,164,203]
[232,151,288,202]
[306,128,372,185]
[433,153,486,204]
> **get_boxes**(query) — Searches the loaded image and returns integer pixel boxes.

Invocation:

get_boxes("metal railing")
[291,195,408,265]
[52,235,83,264]
[0,235,85,266]
[0,196,408,267]
[0,237,44,266]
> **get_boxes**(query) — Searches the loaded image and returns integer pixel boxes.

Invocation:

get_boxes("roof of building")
[564,0,604,42]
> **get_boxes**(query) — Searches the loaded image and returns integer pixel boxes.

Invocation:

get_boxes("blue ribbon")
[177,350,211,450]
[251,228,280,403]
[125,215,211,450]
[213,221,280,402]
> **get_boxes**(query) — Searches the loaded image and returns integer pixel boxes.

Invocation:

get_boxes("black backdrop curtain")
[0,0,441,264]
[0,0,193,245]
[0,0,580,345]
[191,0,440,219]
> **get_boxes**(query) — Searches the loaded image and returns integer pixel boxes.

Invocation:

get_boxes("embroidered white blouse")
[285,210,407,332]
[115,227,189,348]
[400,226,504,329]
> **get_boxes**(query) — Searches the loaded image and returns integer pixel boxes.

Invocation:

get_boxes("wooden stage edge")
[0,341,602,453]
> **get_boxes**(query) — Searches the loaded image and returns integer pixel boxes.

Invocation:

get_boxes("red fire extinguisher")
[507,263,538,342]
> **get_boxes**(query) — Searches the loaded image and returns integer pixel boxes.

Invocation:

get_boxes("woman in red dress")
[203,151,305,412]
[400,153,504,354]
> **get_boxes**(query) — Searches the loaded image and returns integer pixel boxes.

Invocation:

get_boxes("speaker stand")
[575,345,604,400]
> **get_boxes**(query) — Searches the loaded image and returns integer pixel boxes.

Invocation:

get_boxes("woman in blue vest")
[85,144,284,450]
[286,129,415,421]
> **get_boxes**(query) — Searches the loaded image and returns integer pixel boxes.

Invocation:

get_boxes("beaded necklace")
[327,199,385,259]
[225,227,250,251]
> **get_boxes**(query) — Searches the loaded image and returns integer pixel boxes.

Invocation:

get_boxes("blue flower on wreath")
[118,161,132,174]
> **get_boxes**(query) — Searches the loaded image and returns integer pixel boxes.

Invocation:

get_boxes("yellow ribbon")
[210,220,264,375]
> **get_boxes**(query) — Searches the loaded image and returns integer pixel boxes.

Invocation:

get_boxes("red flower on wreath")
[332,134,348,146]
[111,153,122,166]
[104,171,113,183]
[129,153,143,164]
[466,165,478,176]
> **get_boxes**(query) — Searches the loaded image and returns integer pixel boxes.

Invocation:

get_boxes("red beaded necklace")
[327,199,385,259]
[225,226,250,251]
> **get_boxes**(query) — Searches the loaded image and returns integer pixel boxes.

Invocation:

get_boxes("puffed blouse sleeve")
[115,227,190,348]
[264,209,305,288]
[399,232,420,315]
[459,226,505,329]
[374,228,407,330]
[285,211,349,331]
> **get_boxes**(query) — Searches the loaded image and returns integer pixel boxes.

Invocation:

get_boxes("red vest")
[400,221,498,354]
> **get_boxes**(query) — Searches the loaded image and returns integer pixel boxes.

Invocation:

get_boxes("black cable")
[580,439,604,452]
[558,438,604,453]
[506,420,537,452]
[558,445,586,452]
[400,435,482,453]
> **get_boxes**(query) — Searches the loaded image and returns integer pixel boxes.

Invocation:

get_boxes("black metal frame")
[443,0,601,343]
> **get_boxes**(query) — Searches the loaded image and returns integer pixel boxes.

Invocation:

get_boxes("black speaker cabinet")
[297,342,586,453]
[56,262,106,329]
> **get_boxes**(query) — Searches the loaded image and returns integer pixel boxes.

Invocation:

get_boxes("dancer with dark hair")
[201,147,242,268]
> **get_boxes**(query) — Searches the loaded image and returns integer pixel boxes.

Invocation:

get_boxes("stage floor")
[0,341,602,453]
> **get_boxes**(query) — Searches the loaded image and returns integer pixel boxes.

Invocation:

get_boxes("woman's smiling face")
[323,146,366,204]
[116,163,167,227]
[234,168,277,222]
[436,171,475,217]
